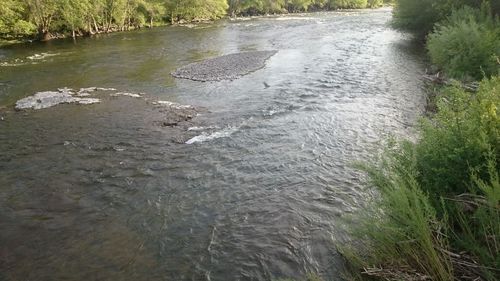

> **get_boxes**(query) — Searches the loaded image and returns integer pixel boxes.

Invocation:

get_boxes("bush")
[415,76,500,201]
[342,77,500,280]
[391,0,488,39]
[391,0,443,38]
[427,6,500,80]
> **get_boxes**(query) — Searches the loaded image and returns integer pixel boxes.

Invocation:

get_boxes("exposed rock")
[153,100,195,110]
[78,87,97,93]
[111,92,143,98]
[171,50,277,82]
[77,98,100,105]
[15,91,101,110]
[96,87,117,91]
[58,87,74,93]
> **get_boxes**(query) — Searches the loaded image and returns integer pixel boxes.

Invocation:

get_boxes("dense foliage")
[427,6,500,80]
[391,0,493,38]
[392,0,500,79]
[0,0,387,41]
[344,77,500,281]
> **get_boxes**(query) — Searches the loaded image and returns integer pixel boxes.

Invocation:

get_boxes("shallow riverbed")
[0,8,426,281]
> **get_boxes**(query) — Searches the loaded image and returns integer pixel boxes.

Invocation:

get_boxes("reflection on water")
[0,8,426,281]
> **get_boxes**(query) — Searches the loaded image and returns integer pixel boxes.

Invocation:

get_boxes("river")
[0,8,426,281]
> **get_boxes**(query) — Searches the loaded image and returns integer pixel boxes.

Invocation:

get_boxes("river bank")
[339,1,499,280]
[0,5,392,48]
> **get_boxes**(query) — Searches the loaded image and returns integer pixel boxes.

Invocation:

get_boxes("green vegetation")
[427,6,500,80]
[0,0,387,42]
[342,2,499,280]
[391,0,493,39]
[342,77,500,280]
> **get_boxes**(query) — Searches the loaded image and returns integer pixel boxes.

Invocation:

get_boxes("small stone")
[162,121,178,127]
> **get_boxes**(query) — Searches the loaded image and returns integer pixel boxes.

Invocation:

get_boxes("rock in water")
[15,91,100,110]
[171,50,277,82]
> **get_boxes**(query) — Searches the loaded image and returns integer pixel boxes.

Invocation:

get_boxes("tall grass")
[342,142,453,280]
[341,77,500,280]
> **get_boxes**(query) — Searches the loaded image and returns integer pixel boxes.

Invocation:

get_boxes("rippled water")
[0,8,426,280]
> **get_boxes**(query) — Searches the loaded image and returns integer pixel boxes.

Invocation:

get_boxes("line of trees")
[0,0,390,41]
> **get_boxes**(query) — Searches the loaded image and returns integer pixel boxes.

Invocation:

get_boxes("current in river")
[0,8,426,281]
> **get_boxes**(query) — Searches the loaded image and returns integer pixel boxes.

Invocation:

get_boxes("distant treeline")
[0,0,392,41]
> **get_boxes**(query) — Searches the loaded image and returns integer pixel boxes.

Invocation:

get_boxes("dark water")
[0,8,426,281]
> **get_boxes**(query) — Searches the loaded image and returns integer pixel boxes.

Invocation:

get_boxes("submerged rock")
[171,50,277,82]
[15,91,100,110]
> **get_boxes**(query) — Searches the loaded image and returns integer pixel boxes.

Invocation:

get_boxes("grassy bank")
[341,1,499,280]
[342,76,499,280]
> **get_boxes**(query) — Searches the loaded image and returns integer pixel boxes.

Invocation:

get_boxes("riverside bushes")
[427,6,500,80]
[343,2,500,279]
[343,77,500,280]
[391,0,442,38]
[391,0,499,79]
[391,0,491,39]
[416,76,500,200]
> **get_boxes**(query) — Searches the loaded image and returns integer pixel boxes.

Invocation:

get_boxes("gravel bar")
[171,50,277,82]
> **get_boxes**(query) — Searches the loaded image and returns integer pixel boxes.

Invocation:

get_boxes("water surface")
[0,8,426,280]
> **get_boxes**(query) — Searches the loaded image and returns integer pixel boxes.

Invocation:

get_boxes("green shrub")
[415,76,500,202]
[427,6,500,80]
[342,77,500,280]
[391,0,488,39]
[391,0,443,38]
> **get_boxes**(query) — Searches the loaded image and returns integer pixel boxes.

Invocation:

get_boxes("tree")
[166,0,227,23]
[140,0,166,27]
[0,0,36,39]
[25,0,60,40]
[59,0,89,38]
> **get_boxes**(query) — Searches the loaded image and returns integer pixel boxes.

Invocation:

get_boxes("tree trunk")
[38,28,50,41]
[92,16,99,33]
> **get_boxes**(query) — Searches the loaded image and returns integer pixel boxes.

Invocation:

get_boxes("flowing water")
[0,8,426,281]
